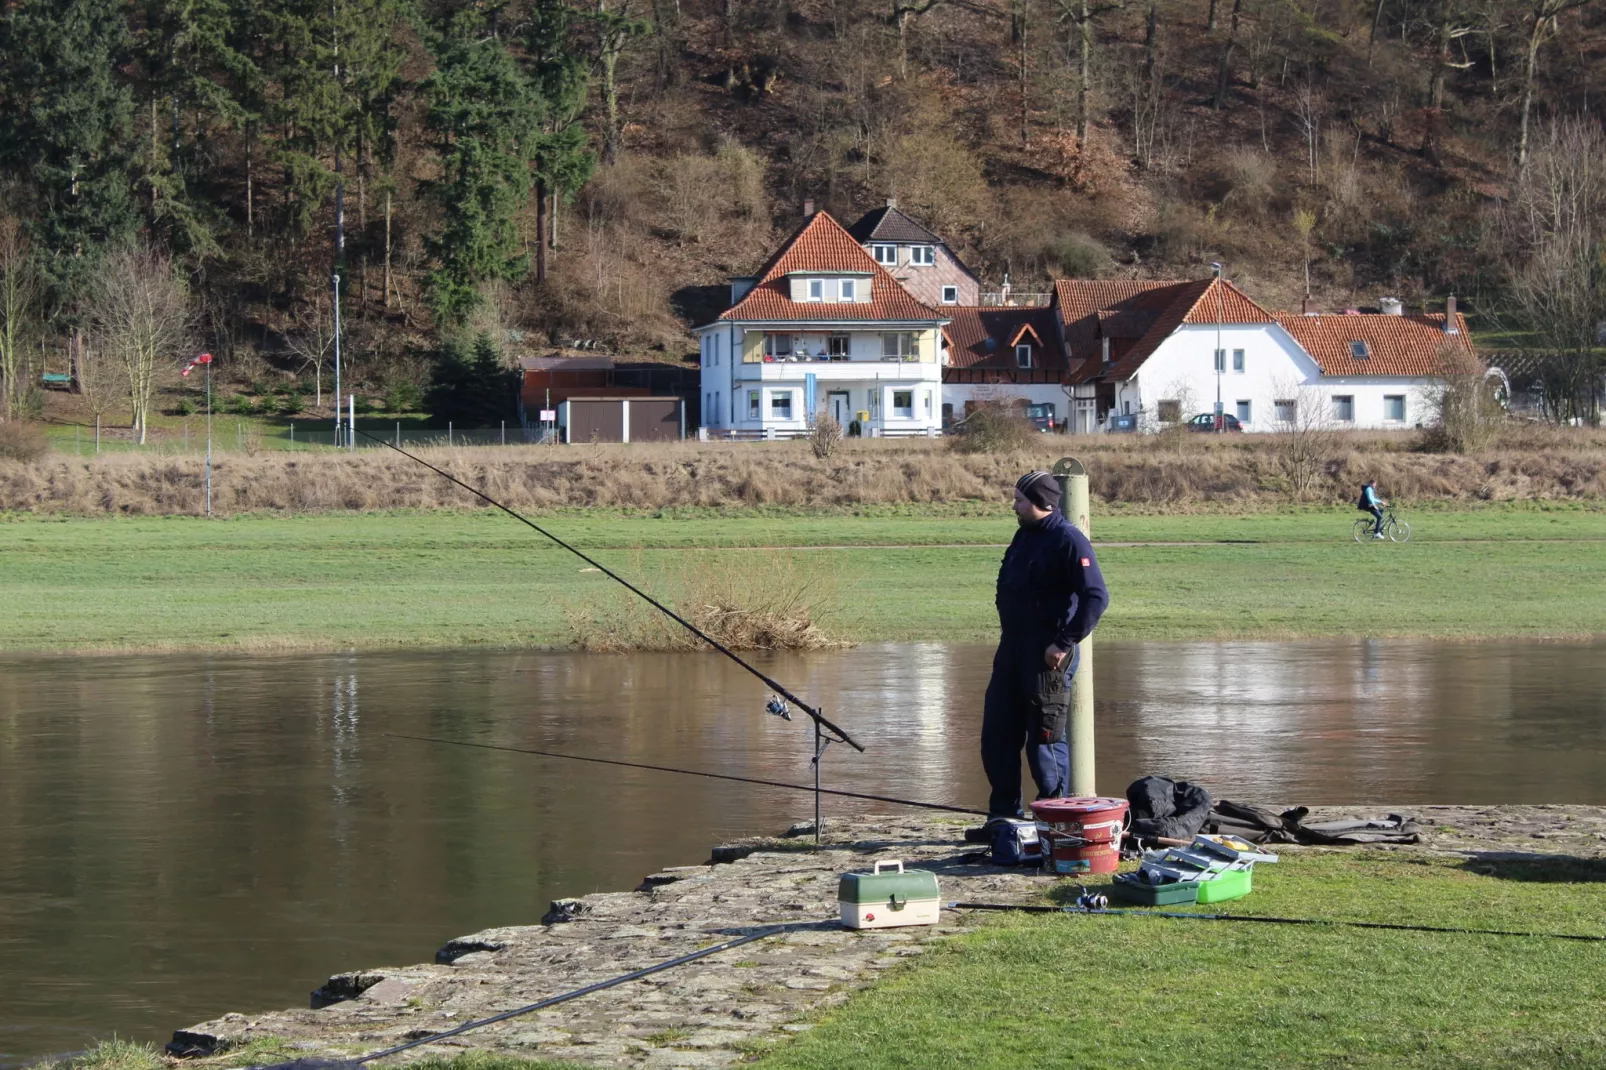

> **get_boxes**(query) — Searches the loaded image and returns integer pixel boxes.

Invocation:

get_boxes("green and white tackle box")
[837,860,941,930]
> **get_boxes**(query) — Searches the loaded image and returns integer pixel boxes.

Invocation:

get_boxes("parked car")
[1186,412,1243,432]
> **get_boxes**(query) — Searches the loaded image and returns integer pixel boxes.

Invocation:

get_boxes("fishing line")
[251,926,782,1069]
[948,901,1606,942]
[387,733,988,816]
[350,427,861,752]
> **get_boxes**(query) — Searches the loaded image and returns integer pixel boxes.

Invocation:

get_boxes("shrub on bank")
[0,420,48,462]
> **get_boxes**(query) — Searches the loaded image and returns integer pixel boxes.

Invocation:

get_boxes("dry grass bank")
[2,428,1604,515]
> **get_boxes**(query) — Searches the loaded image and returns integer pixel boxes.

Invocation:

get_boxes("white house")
[1058,279,1475,432]
[695,210,947,437]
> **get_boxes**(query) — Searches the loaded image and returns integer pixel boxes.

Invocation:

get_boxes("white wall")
[942,383,1071,421]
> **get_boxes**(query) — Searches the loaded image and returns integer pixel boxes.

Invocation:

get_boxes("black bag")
[1126,776,1213,841]
[1356,490,1370,510]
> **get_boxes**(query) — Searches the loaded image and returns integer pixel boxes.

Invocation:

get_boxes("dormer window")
[941,285,958,304]
[910,246,935,266]
[1016,343,1033,369]
[840,279,856,301]
[1350,340,1370,360]
[808,279,823,301]
[873,245,897,265]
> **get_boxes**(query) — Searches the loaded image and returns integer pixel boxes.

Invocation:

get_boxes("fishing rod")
[948,901,1606,942]
[387,733,988,816]
[252,925,783,1070]
[349,427,861,753]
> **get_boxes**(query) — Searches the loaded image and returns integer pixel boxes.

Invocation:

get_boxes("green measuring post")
[1054,457,1095,796]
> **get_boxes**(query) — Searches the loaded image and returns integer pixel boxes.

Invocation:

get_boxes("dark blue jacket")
[995,511,1109,649]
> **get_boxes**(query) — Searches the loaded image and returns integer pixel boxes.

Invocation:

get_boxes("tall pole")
[332,272,343,447]
[205,357,213,516]
[1212,261,1224,432]
[1055,457,1095,795]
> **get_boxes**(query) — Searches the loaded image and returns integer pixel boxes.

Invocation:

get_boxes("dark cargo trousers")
[980,638,1080,818]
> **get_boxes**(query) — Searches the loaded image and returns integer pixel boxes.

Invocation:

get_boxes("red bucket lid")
[1030,796,1129,820]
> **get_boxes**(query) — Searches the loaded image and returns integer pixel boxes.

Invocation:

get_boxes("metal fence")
[45,420,555,456]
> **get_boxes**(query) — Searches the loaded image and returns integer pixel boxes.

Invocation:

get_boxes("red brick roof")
[719,211,943,323]
[1058,278,1276,384]
[944,307,1066,370]
[1273,312,1476,376]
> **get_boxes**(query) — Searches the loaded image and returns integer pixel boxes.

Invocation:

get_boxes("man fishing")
[975,470,1109,832]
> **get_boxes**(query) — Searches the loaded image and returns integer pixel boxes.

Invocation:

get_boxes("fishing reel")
[1071,884,1108,911]
[764,694,792,721]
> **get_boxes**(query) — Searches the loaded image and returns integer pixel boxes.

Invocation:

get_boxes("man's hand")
[1045,644,1069,670]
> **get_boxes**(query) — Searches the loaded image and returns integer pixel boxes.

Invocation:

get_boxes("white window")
[873,245,897,265]
[771,392,794,420]
[1015,343,1033,369]
[828,333,850,359]
[807,279,823,301]
[1274,398,1296,423]
[893,390,914,418]
[747,390,760,419]
[1232,348,1245,372]
[881,332,914,359]
[1384,394,1406,422]
[941,285,958,304]
[840,278,855,301]
[1350,340,1370,360]
[1214,349,1226,372]
[910,246,935,266]
[1333,395,1355,422]
[1236,400,1252,424]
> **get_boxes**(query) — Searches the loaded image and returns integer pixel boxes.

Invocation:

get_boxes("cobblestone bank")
[169,806,1606,1069]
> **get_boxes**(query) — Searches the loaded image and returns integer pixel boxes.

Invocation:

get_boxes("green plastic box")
[1194,866,1253,903]
[838,860,941,929]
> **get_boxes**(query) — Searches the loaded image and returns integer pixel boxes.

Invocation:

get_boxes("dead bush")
[1422,350,1507,454]
[809,412,843,459]
[948,407,1037,454]
[0,419,47,462]
[565,550,846,652]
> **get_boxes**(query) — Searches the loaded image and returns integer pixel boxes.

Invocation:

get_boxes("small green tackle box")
[838,860,942,930]
[1111,874,1202,905]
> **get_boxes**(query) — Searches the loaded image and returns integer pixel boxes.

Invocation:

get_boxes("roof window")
[1350,340,1370,360]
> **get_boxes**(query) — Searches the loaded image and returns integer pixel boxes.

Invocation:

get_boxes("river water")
[2,639,1604,1065]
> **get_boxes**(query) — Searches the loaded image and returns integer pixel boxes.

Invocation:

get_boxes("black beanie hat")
[1016,470,1061,511]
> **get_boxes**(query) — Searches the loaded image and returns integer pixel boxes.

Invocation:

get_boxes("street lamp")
[1211,261,1224,432]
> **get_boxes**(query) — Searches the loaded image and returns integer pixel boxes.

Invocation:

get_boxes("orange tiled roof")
[1273,312,1476,376]
[1057,278,1277,384]
[719,212,943,323]
[944,307,1065,370]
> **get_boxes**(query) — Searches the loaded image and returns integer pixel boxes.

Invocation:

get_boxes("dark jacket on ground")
[995,511,1109,649]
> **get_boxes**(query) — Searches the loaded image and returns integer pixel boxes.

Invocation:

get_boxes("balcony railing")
[979,292,1052,307]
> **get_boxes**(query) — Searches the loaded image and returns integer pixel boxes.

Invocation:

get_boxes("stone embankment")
[168,806,1606,1069]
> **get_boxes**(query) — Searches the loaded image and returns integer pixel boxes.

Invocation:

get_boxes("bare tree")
[75,336,128,440]
[1293,207,1317,296]
[1293,80,1323,184]
[1269,378,1337,500]
[1212,0,1243,110]
[286,291,338,408]
[1516,0,1595,171]
[1051,0,1123,149]
[0,214,36,421]
[1422,0,1476,164]
[88,244,195,445]
[1502,117,1606,425]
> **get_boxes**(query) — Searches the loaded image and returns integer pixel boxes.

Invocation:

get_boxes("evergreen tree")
[423,331,517,425]
[422,10,540,325]
[0,0,139,311]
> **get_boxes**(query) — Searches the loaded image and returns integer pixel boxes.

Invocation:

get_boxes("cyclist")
[1358,480,1388,539]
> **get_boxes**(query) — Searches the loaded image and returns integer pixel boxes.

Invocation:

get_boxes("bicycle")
[1352,509,1411,543]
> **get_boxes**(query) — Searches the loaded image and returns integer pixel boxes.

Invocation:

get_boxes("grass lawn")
[757,851,1606,1070]
[0,505,1602,653]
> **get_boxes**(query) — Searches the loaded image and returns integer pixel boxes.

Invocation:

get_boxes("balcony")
[735,358,939,382]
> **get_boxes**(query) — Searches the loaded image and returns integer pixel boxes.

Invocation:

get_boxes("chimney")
[1444,294,1459,334]
[1380,296,1403,316]
[803,199,815,218]
[886,196,897,208]
[1301,294,1319,316]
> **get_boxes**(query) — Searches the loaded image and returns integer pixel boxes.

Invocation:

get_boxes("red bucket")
[1030,796,1130,875]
